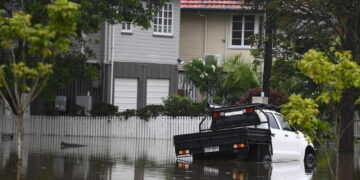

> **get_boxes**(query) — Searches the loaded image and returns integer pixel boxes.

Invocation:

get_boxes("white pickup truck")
[174,103,316,164]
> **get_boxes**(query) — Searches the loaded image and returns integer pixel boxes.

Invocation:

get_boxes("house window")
[231,15,261,48]
[153,3,173,35]
[121,22,132,33]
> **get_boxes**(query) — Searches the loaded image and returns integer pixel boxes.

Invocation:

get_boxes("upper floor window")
[121,22,132,33]
[231,15,263,48]
[153,3,173,35]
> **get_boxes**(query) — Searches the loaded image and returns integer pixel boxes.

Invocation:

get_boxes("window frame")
[266,112,280,130]
[229,14,263,49]
[153,3,174,36]
[121,22,132,33]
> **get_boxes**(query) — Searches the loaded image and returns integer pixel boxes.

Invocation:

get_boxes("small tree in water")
[0,0,79,178]
[280,49,360,179]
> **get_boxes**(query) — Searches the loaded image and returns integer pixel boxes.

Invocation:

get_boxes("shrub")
[90,102,118,116]
[163,94,207,117]
[136,105,164,121]
[235,87,289,106]
[118,109,136,119]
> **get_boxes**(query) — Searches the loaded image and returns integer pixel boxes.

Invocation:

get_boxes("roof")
[181,0,246,10]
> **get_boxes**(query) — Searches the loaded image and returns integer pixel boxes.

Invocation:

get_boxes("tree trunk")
[16,113,24,180]
[339,88,354,155]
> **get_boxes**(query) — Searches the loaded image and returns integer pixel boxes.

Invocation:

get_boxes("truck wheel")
[262,154,272,163]
[304,153,315,168]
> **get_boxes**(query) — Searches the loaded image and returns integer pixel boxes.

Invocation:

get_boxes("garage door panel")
[147,86,169,92]
[114,97,137,103]
[114,92,137,97]
[146,79,169,105]
[114,86,137,91]
[114,78,138,111]
[147,79,169,86]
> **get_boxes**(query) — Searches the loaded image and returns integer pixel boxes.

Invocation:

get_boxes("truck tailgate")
[173,128,271,156]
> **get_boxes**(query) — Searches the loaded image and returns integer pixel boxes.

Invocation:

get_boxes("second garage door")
[146,79,170,105]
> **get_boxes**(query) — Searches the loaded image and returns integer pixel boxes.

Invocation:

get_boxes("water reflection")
[0,136,359,179]
[174,160,313,180]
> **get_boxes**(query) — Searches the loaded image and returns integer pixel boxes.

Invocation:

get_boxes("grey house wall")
[84,24,105,63]
[112,0,180,65]
[104,0,181,108]
[112,62,178,108]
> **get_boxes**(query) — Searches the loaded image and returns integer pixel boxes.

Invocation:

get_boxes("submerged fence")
[1,115,360,139]
[0,115,211,139]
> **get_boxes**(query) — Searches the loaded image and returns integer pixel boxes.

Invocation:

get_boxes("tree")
[0,0,169,33]
[281,49,360,179]
[0,0,170,110]
[183,58,223,99]
[221,55,260,104]
[0,0,79,178]
[245,0,360,159]
[184,55,260,105]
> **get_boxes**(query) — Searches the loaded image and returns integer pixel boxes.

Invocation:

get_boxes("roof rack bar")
[209,103,279,113]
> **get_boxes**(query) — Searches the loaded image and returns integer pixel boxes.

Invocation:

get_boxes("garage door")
[114,78,138,112]
[146,79,170,105]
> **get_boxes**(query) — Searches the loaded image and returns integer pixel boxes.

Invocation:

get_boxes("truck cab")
[173,103,316,163]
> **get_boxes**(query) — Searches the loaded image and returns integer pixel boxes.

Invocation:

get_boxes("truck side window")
[266,113,280,129]
[275,114,291,131]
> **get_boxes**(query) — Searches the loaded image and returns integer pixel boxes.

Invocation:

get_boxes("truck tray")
[174,128,271,156]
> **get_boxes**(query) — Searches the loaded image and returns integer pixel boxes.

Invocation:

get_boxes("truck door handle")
[285,134,288,137]
[271,133,275,137]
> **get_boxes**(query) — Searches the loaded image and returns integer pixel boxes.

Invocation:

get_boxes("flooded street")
[0,136,359,179]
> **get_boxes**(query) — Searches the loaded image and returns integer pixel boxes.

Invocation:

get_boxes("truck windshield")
[210,111,261,130]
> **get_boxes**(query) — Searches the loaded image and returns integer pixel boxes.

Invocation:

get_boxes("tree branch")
[0,72,18,113]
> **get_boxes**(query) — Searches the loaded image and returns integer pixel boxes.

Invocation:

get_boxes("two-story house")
[93,0,181,112]
[177,0,264,101]
[179,0,264,65]
[29,0,181,114]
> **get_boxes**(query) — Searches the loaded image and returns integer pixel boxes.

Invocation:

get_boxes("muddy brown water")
[0,136,359,180]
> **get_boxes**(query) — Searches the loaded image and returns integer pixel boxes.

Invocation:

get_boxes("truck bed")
[173,127,271,156]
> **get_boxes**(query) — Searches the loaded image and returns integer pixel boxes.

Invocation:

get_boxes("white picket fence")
[1,115,360,139]
[0,115,212,139]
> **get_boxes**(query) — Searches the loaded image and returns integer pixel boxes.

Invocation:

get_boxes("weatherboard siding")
[179,12,205,64]
[112,0,180,65]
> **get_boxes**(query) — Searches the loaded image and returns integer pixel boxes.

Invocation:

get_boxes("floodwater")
[0,136,359,180]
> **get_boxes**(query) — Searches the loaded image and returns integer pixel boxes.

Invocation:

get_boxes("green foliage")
[73,104,85,116]
[281,49,360,142]
[280,94,331,142]
[135,105,165,121]
[297,50,360,104]
[184,59,222,97]
[163,94,207,117]
[184,55,260,105]
[0,0,79,115]
[13,0,170,34]
[90,102,118,116]
[221,55,260,104]
[118,109,136,120]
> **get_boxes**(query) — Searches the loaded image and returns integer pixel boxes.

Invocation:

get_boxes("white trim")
[229,14,262,49]
[121,22,133,33]
[153,3,174,36]
[110,24,115,104]
[104,22,108,63]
